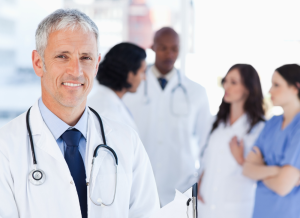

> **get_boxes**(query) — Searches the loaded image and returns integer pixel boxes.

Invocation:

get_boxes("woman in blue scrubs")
[243,64,300,218]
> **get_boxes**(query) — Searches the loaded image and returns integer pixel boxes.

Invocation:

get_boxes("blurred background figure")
[123,27,211,207]
[2,0,300,126]
[88,42,146,132]
[197,64,265,218]
[243,64,300,218]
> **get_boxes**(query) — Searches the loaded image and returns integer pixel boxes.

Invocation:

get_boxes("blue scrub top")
[253,113,300,218]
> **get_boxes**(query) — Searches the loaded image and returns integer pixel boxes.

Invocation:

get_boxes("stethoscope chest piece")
[29,168,46,186]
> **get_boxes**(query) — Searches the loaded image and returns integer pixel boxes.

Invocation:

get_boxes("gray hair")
[36,9,99,61]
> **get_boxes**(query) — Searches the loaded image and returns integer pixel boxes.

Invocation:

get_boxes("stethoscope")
[26,106,118,206]
[186,183,198,218]
[143,65,190,116]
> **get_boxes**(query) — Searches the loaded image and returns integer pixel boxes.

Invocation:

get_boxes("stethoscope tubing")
[26,106,118,206]
[26,107,37,165]
[144,66,184,97]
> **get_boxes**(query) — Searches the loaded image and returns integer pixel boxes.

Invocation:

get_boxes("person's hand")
[245,146,264,165]
[197,172,205,204]
[229,136,245,165]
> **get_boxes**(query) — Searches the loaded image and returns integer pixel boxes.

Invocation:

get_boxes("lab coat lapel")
[100,85,122,107]
[230,114,248,132]
[96,85,137,130]
[86,109,113,215]
[163,69,179,94]
[85,108,113,180]
[101,85,135,125]
[148,68,163,93]
[29,101,66,163]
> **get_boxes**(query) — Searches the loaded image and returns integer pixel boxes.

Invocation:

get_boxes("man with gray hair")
[0,9,159,218]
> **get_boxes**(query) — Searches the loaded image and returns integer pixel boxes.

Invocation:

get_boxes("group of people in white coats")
[89,27,211,208]
[2,8,300,218]
[88,20,300,218]
[198,64,300,218]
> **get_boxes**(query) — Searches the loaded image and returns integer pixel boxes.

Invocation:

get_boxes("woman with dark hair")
[88,42,146,132]
[197,64,265,218]
[243,64,300,218]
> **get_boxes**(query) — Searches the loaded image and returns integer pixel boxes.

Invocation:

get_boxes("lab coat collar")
[29,100,44,136]
[148,66,181,93]
[38,98,88,140]
[227,113,249,130]
[29,101,67,162]
[151,65,176,82]
[28,101,113,162]
[97,84,124,107]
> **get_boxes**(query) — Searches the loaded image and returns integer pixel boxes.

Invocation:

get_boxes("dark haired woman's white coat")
[88,84,139,133]
[198,114,264,218]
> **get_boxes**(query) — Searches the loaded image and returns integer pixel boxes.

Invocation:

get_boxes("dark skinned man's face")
[152,34,179,75]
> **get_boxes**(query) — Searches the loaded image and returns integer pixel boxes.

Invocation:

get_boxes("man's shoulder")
[0,112,27,154]
[0,112,26,137]
[183,76,206,92]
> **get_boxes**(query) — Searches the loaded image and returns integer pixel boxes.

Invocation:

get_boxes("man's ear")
[32,50,44,77]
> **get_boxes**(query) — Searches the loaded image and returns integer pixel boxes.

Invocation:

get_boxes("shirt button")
[211,205,216,210]
[70,181,74,185]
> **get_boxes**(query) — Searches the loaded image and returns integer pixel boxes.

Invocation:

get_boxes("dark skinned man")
[124,27,211,207]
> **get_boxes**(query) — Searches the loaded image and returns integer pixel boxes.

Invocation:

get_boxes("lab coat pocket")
[223,176,256,202]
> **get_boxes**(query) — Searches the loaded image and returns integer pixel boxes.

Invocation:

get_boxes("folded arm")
[243,146,300,196]
[242,146,280,180]
[263,165,300,196]
[243,162,279,180]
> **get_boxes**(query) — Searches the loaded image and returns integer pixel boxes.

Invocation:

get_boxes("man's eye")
[57,55,66,58]
[82,56,91,60]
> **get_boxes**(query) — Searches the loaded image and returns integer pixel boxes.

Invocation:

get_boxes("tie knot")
[158,77,167,90]
[61,129,82,147]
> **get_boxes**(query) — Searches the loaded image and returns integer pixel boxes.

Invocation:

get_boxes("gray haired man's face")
[33,28,101,108]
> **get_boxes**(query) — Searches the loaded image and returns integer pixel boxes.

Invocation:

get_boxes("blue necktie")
[61,129,87,218]
[158,77,168,90]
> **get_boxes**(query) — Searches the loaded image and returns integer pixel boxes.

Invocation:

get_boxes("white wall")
[188,0,300,115]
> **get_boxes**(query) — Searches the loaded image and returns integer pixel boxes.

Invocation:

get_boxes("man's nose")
[166,50,176,59]
[67,58,82,76]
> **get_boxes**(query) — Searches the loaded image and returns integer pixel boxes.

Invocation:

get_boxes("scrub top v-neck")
[253,113,300,218]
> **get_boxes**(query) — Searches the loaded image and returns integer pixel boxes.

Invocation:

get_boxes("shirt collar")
[151,65,176,81]
[38,98,88,140]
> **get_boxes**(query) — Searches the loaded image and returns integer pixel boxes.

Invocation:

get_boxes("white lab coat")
[88,84,138,133]
[198,114,265,218]
[123,67,211,207]
[0,101,159,218]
